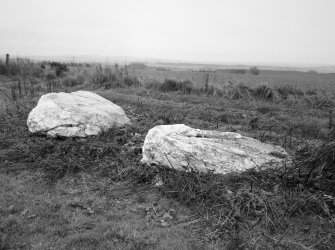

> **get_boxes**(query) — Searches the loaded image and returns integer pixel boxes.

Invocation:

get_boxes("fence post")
[5,54,10,65]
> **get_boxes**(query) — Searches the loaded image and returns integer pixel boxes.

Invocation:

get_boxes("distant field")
[131,67,335,91]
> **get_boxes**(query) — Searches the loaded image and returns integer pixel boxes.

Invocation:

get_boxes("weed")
[253,84,277,101]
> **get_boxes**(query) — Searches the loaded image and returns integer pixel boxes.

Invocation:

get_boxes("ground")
[0,171,206,250]
[1,62,335,249]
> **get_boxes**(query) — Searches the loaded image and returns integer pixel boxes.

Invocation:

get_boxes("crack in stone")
[44,123,85,132]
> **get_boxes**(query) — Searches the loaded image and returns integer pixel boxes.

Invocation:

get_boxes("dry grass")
[154,163,335,248]
[1,60,335,249]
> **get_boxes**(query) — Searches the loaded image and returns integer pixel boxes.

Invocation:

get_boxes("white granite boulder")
[27,91,130,137]
[141,124,289,175]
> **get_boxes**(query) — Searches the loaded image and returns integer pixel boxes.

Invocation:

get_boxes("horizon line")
[1,53,335,68]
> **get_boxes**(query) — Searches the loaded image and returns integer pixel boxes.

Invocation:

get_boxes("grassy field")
[1,59,335,249]
[131,65,335,91]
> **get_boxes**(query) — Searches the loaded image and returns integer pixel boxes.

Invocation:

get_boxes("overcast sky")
[1,0,334,65]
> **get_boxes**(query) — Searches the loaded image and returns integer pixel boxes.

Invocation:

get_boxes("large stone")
[141,124,289,175]
[27,91,130,137]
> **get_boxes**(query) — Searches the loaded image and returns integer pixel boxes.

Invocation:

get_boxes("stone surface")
[141,124,289,175]
[27,91,130,137]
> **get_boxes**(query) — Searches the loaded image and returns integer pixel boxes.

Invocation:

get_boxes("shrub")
[46,72,56,81]
[249,66,260,75]
[63,75,86,87]
[159,79,194,94]
[229,83,252,100]
[159,79,178,92]
[49,62,68,76]
[253,84,276,101]
[179,80,194,94]
[276,84,304,99]
[144,79,162,90]
[123,76,141,87]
